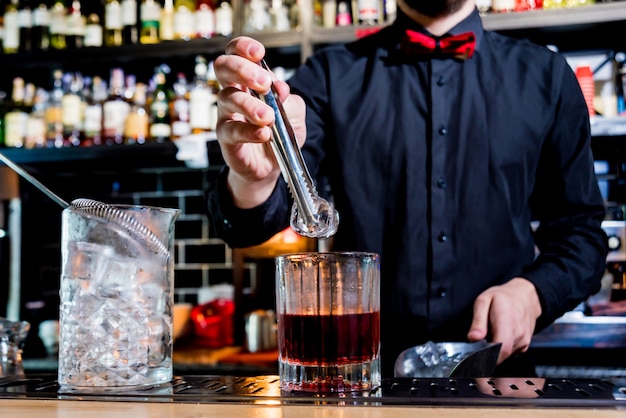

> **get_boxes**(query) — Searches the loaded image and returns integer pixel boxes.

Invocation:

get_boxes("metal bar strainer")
[0,152,169,257]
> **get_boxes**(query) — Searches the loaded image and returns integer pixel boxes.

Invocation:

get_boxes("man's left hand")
[467,277,542,364]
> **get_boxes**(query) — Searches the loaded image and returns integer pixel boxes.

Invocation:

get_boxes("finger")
[218,87,275,125]
[224,36,266,61]
[490,318,515,364]
[467,294,490,342]
[214,56,272,93]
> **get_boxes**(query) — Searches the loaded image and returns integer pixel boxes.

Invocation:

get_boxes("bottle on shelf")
[322,0,336,28]
[18,0,33,53]
[272,0,291,31]
[125,82,150,144]
[214,0,233,36]
[31,1,51,51]
[4,77,29,148]
[140,0,161,44]
[245,0,273,32]
[160,0,175,41]
[61,71,85,146]
[121,0,138,45]
[492,0,515,12]
[207,60,220,131]
[169,72,191,141]
[25,87,47,149]
[102,67,131,145]
[65,0,86,49]
[195,0,215,39]
[104,0,124,46]
[149,65,172,143]
[335,0,352,26]
[49,0,67,50]
[45,69,65,148]
[173,0,195,40]
[0,91,6,147]
[84,12,103,47]
[475,0,492,14]
[83,75,107,146]
[354,0,383,25]
[189,55,214,135]
[3,0,20,54]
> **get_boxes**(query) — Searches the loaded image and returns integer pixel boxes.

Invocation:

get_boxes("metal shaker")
[244,309,277,353]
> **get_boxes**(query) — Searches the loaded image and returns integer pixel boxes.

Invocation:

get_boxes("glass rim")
[275,251,379,262]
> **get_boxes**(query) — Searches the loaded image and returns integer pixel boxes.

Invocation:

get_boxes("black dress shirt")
[207,8,608,372]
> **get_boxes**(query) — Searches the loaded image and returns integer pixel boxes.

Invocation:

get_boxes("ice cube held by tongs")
[250,60,339,239]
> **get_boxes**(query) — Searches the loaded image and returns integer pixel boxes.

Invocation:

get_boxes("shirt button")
[438,231,447,242]
[437,77,446,87]
[439,127,447,136]
[437,177,446,189]
[436,287,447,298]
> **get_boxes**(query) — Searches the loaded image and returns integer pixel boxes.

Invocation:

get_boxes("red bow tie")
[401,30,476,60]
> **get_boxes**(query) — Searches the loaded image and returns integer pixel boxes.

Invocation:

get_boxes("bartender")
[206,0,608,376]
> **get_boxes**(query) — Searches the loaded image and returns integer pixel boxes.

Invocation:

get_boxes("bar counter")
[2,399,624,418]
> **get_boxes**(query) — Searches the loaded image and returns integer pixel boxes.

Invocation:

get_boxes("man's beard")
[402,0,469,17]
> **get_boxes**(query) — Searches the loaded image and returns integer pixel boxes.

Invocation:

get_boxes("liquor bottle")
[173,0,195,40]
[125,82,149,144]
[49,0,67,50]
[3,0,20,54]
[4,77,29,148]
[214,0,232,36]
[194,0,214,39]
[207,60,220,131]
[18,0,33,53]
[335,0,352,26]
[104,0,123,46]
[322,0,336,28]
[61,71,85,146]
[492,0,514,11]
[244,0,271,32]
[25,87,47,149]
[354,0,381,24]
[160,0,175,41]
[139,0,161,44]
[169,72,191,140]
[45,69,65,148]
[102,67,131,145]
[31,1,51,51]
[84,13,103,47]
[149,65,172,143]
[121,0,138,44]
[273,0,291,31]
[189,55,213,134]
[83,75,107,146]
[65,0,85,49]
[0,91,6,147]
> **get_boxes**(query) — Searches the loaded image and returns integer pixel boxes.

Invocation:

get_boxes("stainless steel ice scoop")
[250,60,339,239]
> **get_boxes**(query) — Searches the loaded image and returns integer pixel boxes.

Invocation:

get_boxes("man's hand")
[214,36,307,209]
[467,277,542,364]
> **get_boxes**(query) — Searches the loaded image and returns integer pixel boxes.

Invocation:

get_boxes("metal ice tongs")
[250,60,339,238]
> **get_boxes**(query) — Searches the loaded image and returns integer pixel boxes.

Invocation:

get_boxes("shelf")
[308,3,626,47]
[0,37,233,69]
[0,142,182,172]
[481,2,626,31]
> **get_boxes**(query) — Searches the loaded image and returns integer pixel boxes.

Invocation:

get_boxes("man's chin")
[402,0,469,18]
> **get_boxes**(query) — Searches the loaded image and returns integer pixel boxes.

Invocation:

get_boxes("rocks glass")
[275,251,381,393]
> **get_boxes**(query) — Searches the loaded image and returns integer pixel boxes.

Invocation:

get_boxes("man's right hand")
[214,36,307,209]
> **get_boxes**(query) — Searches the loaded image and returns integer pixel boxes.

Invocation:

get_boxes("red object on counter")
[191,298,235,347]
